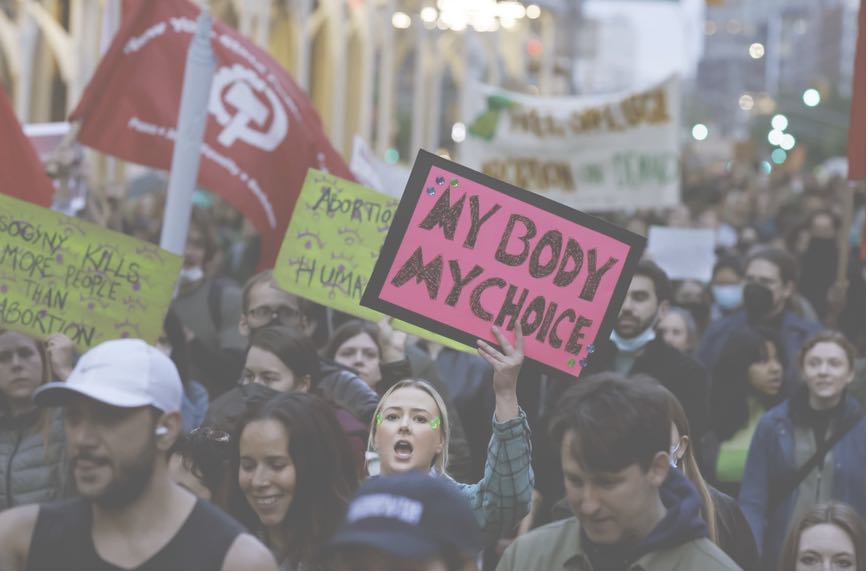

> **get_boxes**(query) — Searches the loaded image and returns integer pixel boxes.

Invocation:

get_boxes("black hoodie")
[582,469,710,570]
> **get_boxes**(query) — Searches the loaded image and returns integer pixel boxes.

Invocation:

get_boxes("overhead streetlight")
[451,122,467,143]
[749,42,765,59]
[420,7,438,23]
[692,124,709,141]
[768,129,784,146]
[803,88,821,107]
[738,94,755,111]
[780,133,796,150]
[771,114,789,131]
[526,4,541,19]
[392,11,411,29]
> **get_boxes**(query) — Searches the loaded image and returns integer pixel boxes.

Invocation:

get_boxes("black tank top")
[26,497,247,570]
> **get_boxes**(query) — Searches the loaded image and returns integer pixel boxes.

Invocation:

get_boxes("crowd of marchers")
[0,169,864,570]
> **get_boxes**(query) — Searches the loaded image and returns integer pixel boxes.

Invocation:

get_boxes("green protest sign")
[0,194,182,349]
[274,169,472,352]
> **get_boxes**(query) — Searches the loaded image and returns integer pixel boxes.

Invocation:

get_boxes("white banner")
[459,75,681,212]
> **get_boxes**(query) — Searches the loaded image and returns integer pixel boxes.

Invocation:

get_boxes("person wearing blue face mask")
[582,260,711,440]
[709,256,745,321]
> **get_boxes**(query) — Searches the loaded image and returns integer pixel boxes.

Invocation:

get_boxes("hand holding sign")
[478,324,523,422]
[45,333,76,381]
[377,316,408,363]
[361,151,645,377]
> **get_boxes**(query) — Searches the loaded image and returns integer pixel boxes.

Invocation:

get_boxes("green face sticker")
[430,416,441,430]
[376,413,384,426]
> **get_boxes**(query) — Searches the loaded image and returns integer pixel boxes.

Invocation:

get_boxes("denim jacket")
[738,395,865,567]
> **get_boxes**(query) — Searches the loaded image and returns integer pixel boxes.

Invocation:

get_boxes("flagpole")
[159,8,216,257]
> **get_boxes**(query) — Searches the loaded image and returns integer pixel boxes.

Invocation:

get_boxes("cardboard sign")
[459,76,680,212]
[646,226,716,283]
[361,151,646,377]
[273,170,474,352]
[0,194,182,349]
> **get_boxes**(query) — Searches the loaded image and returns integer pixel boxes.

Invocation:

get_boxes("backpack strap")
[768,414,862,515]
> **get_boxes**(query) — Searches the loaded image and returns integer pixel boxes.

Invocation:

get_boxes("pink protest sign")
[361,151,645,376]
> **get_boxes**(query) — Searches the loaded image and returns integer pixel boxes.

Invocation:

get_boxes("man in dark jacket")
[497,373,738,570]
[699,247,822,397]
[582,260,710,439]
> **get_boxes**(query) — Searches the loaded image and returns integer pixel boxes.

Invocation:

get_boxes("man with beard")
[699,247,822,397]
[0,339,276,570]
[581,260,709,439]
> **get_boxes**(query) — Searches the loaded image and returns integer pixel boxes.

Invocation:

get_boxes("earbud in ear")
[155,426,169,437]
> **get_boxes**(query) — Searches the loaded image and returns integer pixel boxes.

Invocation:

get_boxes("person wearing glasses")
[205,270,380,428]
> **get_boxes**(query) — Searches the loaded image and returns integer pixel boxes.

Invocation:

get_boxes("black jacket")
[708,484,759,570]
[204,359,380,433]
[584,337,710,439]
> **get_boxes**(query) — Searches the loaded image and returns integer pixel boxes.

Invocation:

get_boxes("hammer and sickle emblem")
[209,64,288,151]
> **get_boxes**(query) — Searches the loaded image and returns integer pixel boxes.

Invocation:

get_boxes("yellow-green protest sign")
[0,194,182,349]
[274,170,472,352]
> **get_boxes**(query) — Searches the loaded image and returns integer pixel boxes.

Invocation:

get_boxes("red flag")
[848,0,865,181]
[70,0,353,268]
[0,88,54,207]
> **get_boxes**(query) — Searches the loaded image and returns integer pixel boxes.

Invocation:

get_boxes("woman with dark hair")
[779,502,864,571]
[700,326,784,496]
[249,326,367,472]
[159,309,209,432]
[230,392,360,569]
[168,426,233,508]
[0,330,71,510]
[739,331,865,567]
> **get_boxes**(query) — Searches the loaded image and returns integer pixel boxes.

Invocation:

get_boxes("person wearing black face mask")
[798,211,841,318]
[699,247,822,399]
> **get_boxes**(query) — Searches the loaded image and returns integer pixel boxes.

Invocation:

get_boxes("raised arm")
[457,325,534,542]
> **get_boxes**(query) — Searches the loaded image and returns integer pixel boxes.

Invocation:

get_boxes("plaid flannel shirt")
[452,408,534,542]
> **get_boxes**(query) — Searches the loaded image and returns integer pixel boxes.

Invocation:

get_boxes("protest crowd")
[0,0,865,571]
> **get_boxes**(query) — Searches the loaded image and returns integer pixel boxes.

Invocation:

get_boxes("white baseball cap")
[34,338,183,413]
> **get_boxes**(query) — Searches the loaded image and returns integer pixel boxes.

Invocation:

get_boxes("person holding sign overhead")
[366,323,533,543]
[325,317,474,481]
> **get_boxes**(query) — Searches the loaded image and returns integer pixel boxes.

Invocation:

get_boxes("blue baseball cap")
[327,472,483,561]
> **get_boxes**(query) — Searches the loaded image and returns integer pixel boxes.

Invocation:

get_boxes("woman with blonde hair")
[366,325,533,542]
[739,331,865,567]
[656,380,759,570]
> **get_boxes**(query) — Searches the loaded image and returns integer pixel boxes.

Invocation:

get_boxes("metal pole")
[159,9,216,256]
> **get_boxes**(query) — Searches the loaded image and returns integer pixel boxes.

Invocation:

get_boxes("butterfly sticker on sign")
[361,150,646,377]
